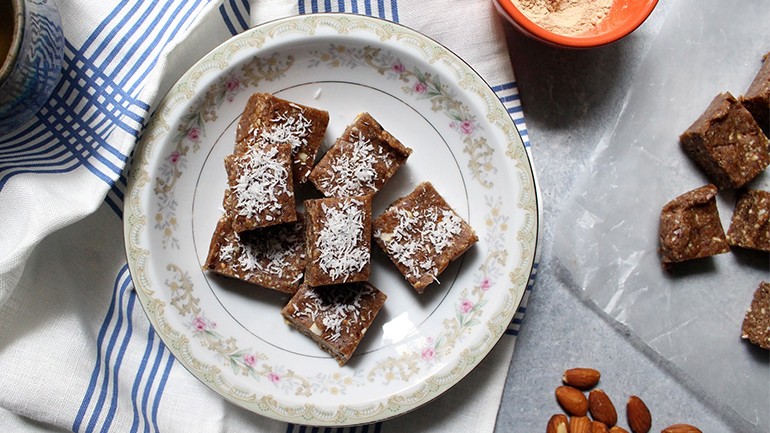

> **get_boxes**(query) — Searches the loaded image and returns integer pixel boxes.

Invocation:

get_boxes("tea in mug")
[0,0,14,71]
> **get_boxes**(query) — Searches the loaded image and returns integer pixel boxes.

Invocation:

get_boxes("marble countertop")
[494,3,764,432]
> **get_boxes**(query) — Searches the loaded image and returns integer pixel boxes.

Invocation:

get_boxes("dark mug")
[0,0,64,136]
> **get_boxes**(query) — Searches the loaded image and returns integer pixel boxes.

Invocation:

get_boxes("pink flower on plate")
[225,76,240,93]
[168,151,181,165]
[243,353,257,367]
[481,278,492,291]
[459,120,475,135]
[224,76,240,102]
[421,347,435,361]
[267,372,281,383]
[460,299,474,314]
[392,62,405,74]
[192,316,207,331]
[187,127,200,141]
[413,81,427,94]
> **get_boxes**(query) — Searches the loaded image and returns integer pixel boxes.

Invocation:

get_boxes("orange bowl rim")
[498,0,659,48]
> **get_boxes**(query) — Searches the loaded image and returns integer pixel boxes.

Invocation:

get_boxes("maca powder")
[512,0,613,36]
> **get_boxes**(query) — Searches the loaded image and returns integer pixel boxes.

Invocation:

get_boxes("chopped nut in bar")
[304,195,372,287]
[658,184,730,266]
[741,281,770,350]
[223,142,296,232]
[373,182,478,293]
[309,112,412,198]
[281,281,387,366]
[679,92,770,190]
[727,189,770,252]
[204,213,306,294]
[235,92,329,183]
[741,52,770,135]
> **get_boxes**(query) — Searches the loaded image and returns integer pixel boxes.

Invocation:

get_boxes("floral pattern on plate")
[125,13,537,426]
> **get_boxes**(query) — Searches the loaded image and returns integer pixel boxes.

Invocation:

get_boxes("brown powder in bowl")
[513,0,613,36]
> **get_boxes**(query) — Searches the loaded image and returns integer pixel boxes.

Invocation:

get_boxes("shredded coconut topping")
[315,200,368,281]
[375,206,463,281]
[318,132,385,196]
[218,244,237,262]
[254,106,312,155]
[292,285,376,342]
[426,210,464,253]
[231,147,290,221]
[218,221,305,280]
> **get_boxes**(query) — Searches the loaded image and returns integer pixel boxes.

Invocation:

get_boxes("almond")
[570,416,592,433]
[563,368,601,390]
[591,420,609,433]
[588,389,618,426]
[609,427,630,433]
[626,395,652,433]
[661,424,702,433]
[547,414,569,433]
[556,386,589,416]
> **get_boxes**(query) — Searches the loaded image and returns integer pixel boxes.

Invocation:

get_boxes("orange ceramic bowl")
[495,0,658,48]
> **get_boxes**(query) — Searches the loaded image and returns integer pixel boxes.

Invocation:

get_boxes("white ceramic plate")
[125,13,538,426]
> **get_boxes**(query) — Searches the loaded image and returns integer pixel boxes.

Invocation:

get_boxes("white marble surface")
[494,3,768,432]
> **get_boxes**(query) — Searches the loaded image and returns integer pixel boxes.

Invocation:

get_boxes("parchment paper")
[553,0,770,430]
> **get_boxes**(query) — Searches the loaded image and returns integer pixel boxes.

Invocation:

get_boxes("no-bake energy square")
[741,281,770,350]
[658,184,730,266]
[223,141,296,232]
[281,281,387,366]
[309,112,411,198]
[726,189,770,252]
[236,92,329,183]
[204,213,306,294]
[372,182,478,293]
[304,195,372,287]
[679,92,770,190]
[741,52,770,135]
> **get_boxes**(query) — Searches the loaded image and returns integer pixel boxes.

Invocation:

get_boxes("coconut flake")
[231,146,290,221]
[218,243,237,262]
[255,108,312,155]
[315,199,368,281]
[292,285,375,342]
[218,221,303,282]
[317,132,385,196]
[426,210,463,254]
[376,205,464,281]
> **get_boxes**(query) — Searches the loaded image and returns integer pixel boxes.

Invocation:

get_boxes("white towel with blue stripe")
[0,1,534,432]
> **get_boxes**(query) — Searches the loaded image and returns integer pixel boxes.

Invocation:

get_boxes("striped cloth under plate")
[0,1,536,432]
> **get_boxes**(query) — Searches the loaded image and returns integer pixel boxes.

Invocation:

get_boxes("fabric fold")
[0,1,532,432]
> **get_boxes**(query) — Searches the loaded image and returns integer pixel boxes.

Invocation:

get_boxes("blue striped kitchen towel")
[0,1,536,432]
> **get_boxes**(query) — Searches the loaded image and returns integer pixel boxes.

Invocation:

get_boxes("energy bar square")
[236,92,329,183]
[204,213,306,294]
[309,112,411,198]
[372,182,478,293]
[281,281,387,366]
[304,195,372,287]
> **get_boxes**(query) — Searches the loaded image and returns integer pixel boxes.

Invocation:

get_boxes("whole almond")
[626,395,652,433]
[609,427,630,433]
[563,368,601,390]
[556,386,589,416]
[588,389,618,426]
[661,424,702,433]
[591,420,609,433]
[547,414,569,433]
[570,416,592,433]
